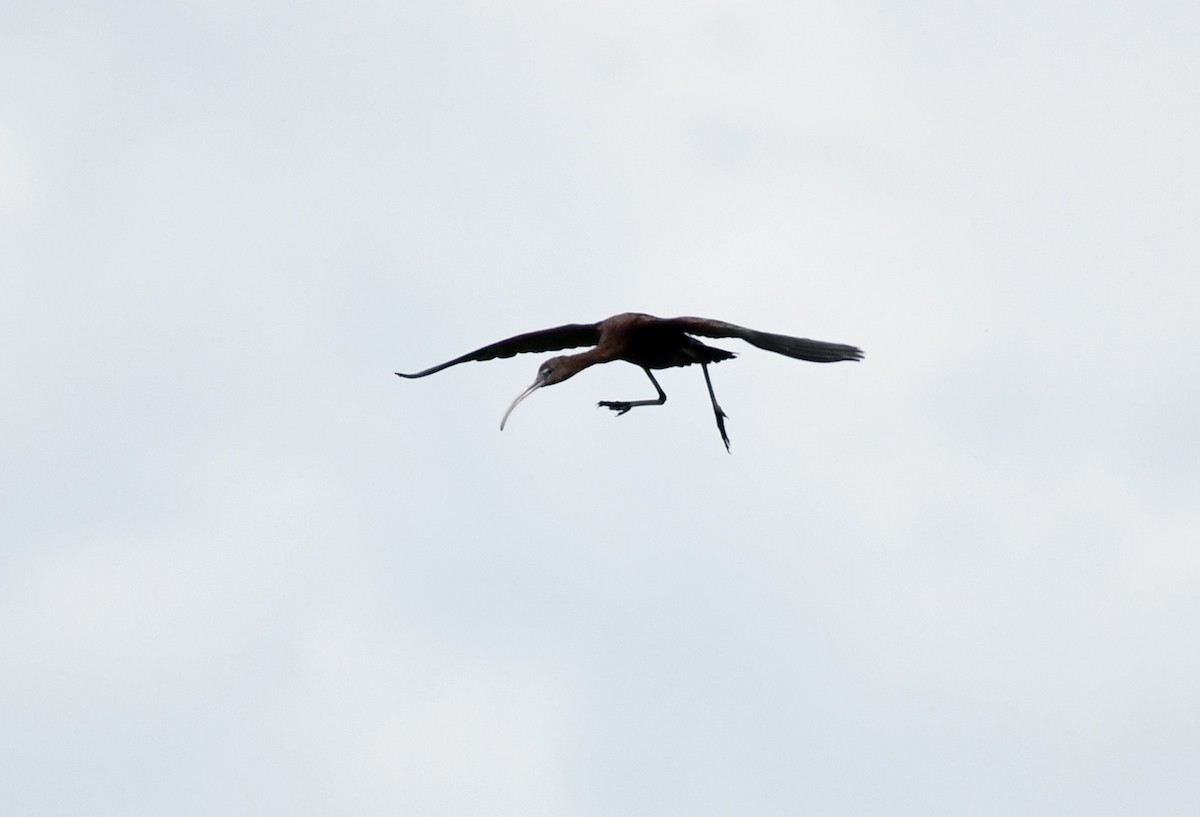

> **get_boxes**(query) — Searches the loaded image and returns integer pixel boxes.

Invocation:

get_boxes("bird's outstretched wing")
[396,322,602,378]
[664,317,864,363]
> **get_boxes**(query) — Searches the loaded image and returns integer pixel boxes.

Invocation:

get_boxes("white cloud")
[0,126,36,217]
[0,460,331,689]
[826,443,1200,731]
[3,1,1200,814]
[277,598,569,817]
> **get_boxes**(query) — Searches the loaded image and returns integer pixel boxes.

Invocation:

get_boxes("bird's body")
[396,312,862,451]
[584,313,737,370]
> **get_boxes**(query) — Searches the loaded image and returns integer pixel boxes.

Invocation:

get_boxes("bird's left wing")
[396,322,601,378]
[663,317,864,363]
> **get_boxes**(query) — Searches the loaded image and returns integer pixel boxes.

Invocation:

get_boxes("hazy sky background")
[3,1,1199,814]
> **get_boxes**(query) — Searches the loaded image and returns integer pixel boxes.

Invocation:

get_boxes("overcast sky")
[3,1,1199,815]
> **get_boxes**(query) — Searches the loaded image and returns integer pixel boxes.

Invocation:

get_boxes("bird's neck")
[562,346,614,378]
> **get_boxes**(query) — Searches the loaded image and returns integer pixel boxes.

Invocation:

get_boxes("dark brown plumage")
[396,312,863,451]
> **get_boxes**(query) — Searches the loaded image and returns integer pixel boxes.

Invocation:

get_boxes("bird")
[395,312,863,451]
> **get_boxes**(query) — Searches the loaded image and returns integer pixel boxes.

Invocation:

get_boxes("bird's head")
[499,356,579,430]
[536,356,579,386]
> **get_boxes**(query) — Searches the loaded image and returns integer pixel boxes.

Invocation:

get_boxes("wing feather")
[396,322,601,378]
[663,317,863,363]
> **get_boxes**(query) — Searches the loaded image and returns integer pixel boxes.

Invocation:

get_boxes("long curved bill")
[500,374,547,430]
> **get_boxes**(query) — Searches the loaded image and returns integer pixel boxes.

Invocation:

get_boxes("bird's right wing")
[665,317,864,363]
[396,322,602,378]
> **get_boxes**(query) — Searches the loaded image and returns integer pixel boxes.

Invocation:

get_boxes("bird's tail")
[684,337,737,365]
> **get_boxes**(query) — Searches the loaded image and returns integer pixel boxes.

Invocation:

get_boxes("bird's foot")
[597,400,633,416]
[714,407,731,453]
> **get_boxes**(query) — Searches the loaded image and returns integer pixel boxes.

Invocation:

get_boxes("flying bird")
[395,312,863,451]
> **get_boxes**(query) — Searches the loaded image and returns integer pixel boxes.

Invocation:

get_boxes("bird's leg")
[700,362,731,452]
[598,368,667,416]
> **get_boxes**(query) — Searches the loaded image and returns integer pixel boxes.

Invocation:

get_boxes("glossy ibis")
[396,312,863,451]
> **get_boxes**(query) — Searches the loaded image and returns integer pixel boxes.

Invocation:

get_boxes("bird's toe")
[597,401,631,416]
